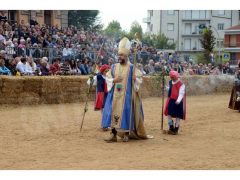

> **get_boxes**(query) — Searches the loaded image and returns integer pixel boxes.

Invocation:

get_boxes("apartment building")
[143,10,240,60]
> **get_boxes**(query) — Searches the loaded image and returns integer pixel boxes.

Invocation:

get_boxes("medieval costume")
[102,37,149,142]
[164,70,186,135]
[229,65,240,112]
[87,64,110,129]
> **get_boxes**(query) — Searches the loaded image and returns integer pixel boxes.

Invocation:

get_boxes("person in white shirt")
[16,57,28,75]
[25,57,36,75]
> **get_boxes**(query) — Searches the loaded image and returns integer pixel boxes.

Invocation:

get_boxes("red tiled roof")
[226,25,240,30]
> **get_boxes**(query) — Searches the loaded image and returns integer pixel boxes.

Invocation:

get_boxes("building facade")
[3,10,68,28]
[224,25,240,65]
[143,10,240,61]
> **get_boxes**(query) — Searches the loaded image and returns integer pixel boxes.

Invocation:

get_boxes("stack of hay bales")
[40,76,61,104]
[0,76,24,104]
[141,75,234,98]
[60,76,95,103]
[0,75,234,105]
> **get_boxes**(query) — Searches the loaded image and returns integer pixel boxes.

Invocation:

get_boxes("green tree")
[200,27,216,63]
[144,33,176,49]
[68,10,102,31]
[104,20,122,38]
[128,21,143,40]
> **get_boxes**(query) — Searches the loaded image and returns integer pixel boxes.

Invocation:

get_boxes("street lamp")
[209,25,221,64]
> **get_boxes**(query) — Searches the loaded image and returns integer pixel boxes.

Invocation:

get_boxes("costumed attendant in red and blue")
[164,70,186,135]
[87,64,110,130]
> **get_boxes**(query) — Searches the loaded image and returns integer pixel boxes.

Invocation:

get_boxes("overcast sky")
[98,10,147,32]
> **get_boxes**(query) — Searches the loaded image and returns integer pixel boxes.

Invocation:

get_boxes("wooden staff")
[80,41,105,132]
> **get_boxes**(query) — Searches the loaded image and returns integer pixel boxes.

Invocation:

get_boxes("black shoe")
[168,125,176,135]
[175,127,179,135]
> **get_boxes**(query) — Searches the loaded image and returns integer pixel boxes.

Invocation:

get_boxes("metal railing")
[2,46,183,65]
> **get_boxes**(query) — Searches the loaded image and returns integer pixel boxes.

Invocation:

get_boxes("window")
[199,24,206,34]
[167,10,175,15]
[184,39,191,50]
[230,35,237,47]
[167,23,174,31]
[199,39,203,49]
[185,23,192,34]
[149,10,153,17]
[192,10,200,19]
[217,39,224,48]
[218,23,224,30]
[184,10,191,19]
[150,24,153,32]
[199,10,206,19]
[192,40,197,50]
[218,10,225,15]
[206,11,210,19]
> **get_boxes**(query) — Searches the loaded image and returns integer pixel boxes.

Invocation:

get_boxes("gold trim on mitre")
[118,37,131,56]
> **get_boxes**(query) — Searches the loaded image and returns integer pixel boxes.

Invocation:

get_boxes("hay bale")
[18,92,40,105]
[2,76,24,94]
[0,76,3,88]
[23,77,42,93]
[41,93,62,104]
[41,77,61,94]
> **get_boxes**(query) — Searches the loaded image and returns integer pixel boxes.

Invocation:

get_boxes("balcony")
[143,17,151,23]
[224,42,240,48]
[182,32,202,37]
[182,18,210,21]
[181,48,202,52]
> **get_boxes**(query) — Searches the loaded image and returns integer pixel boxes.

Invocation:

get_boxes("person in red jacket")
[164,70,186,135]
[49,58,61,75]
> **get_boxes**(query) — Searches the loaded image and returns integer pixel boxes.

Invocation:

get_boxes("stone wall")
[0,75,234,105]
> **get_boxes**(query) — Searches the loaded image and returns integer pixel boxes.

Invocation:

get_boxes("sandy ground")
[0,94,240,170]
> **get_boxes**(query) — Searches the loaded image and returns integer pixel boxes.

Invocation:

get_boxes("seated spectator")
[39,59,49,76]
[79,58,89,75]
[0,11,7,22]
[26,57,36,75]
[197,63,205,75]
[30,17,38,26]
[69,60,81,75]
[0,57,11,75]
[87,60,94,74]
[60,59,71,75]
[146,59,155,75]
[49,58,61,75]
[62,44,72,61]
[16,57,28,75]
[5,55,17,76]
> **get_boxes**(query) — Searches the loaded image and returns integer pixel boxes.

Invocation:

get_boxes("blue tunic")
[101,63,144,131]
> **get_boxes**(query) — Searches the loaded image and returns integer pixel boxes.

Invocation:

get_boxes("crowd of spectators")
[0,11,239,77]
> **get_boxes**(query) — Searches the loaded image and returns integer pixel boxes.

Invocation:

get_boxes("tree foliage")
[200,27,216,62]
[68,10,102,31]
[142,33,176,49]
[104,20,123,38]
[128,21,143,40]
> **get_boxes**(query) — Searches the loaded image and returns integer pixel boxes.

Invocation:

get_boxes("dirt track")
[0,94,240,170]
